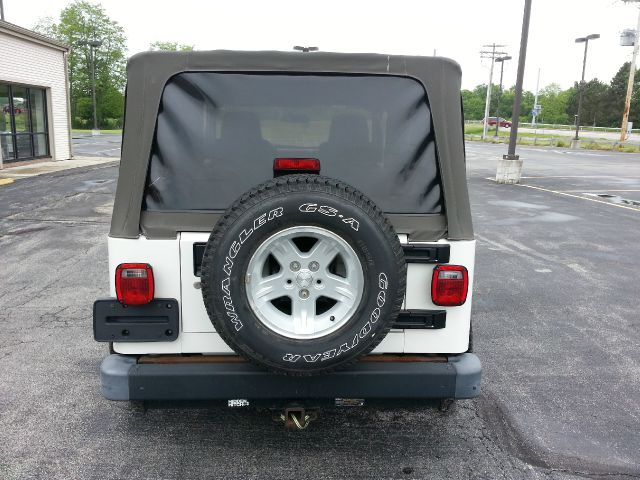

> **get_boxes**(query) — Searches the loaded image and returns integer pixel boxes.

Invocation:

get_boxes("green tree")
[460,61,640,128]
[490,86,534,122]
[495,87,515,120]
[537,83,572,124]
[462,83,535,123]
[567,79,609,127]
[150,41,194,52]
[462,85,488,120]
[600,62,640,128]
[34,1,127,129]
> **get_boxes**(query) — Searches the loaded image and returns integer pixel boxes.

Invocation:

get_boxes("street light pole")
[88,40,102,132]
[90,45,98,131]
[504,0,532,161]
[620,4,640,142]
[494,56,512,138]
[496,0,532,185]
[573,34,600,143]
[78,39,103,133]
[532,67,541,126]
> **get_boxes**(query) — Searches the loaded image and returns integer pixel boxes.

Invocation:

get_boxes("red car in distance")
[483,117,512,128]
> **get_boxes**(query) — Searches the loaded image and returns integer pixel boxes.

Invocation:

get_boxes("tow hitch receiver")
[279,406,316,430]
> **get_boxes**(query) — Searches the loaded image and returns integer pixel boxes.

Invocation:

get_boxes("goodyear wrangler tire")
[200,175,406,375]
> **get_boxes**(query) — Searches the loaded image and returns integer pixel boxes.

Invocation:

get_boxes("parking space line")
[520,175,640,179]
[559,189,640,192]
[515,183,640,212]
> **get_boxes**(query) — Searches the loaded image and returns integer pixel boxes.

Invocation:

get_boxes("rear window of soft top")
[144,72,443,214]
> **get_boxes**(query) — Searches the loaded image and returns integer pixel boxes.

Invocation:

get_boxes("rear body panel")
[110,235,474,355]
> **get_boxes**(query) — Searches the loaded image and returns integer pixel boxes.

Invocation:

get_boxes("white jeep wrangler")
[94,50,480,412]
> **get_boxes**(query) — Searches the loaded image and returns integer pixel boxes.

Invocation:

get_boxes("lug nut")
[290,261,301,271]
[299,289,310,299]
[309,261,319,272]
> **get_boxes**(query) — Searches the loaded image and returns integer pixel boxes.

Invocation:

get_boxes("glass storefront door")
[0,83,50,162]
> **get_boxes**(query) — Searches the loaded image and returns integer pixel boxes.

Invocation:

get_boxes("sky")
[3,0,640,93]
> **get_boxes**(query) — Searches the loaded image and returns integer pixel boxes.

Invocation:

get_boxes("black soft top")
[110,50,473,241]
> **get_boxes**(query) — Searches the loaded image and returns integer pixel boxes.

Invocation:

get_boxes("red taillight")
[115,263,154,305]
[431,265,468,306]
[273,158,320,173]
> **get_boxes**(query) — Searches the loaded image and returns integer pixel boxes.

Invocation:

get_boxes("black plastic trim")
[193,243,206,276]
[93,298,179,342]
[394,310,446,329]
[128,362,455,400]
[99,353,482,401]
[402,244,450,263]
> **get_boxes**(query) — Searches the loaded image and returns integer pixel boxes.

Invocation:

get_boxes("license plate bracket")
[93,298,179,342]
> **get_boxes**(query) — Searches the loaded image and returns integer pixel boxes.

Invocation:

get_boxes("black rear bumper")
[100,353,481,401]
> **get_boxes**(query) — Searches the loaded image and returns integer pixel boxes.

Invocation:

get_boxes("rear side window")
[144,73,443,214]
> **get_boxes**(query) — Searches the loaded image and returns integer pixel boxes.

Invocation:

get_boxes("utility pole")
[496,0,532,184]
[480,43,508,139]
[0,0,5,21]
[494,56,512,138]
[620,2,640,142]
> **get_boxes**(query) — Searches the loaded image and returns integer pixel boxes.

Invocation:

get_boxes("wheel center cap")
[295,270,313,288]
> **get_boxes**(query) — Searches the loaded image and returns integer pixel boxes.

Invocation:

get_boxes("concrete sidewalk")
[0,156,118,185]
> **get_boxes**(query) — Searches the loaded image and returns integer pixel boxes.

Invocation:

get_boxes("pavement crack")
[478,391,640,479]
[546,468,640,479]
[0,225,52,236]
[0,339,38,351]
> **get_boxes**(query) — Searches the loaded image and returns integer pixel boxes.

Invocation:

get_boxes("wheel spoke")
[306,237,340,265]
[292,297,315,335]
[253,273,285,302]
[323,273,356,302]
[270,238,302,267]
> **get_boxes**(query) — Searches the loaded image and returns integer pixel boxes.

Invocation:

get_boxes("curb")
[0,156,119,182]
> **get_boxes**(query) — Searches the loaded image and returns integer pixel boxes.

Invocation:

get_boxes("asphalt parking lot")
[0,140,638,479]
[71,133,122,158]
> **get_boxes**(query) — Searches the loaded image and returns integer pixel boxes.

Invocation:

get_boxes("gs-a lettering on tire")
[200,175,406,375]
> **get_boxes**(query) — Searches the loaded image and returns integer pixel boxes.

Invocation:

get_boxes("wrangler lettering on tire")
[200,175,406,375]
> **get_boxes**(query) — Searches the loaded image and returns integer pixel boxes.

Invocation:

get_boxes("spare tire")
[200,175,406,375]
